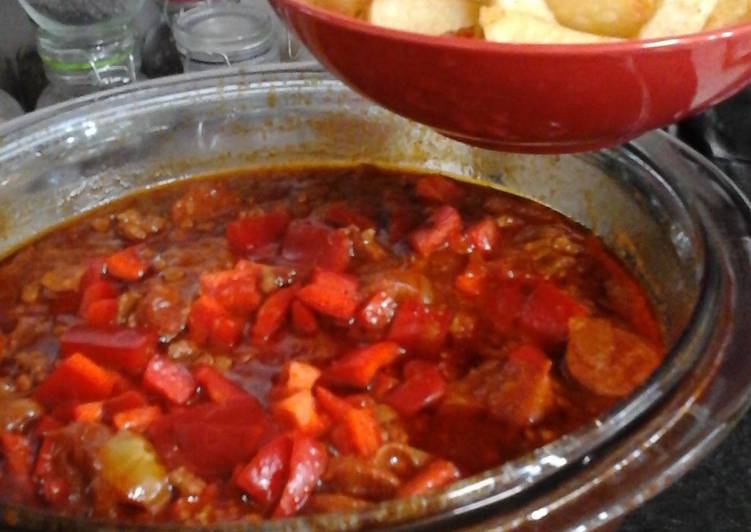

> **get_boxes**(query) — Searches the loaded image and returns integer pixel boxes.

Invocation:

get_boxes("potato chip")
[639,0,719,38]
[545,0,657,38]
[369,0,480,36]
[705,0,751,29]
[481,7,619,43]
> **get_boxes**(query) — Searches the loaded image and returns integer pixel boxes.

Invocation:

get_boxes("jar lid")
[172,3,275,65]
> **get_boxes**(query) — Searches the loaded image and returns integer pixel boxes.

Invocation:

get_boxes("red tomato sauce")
[0,166,664,523]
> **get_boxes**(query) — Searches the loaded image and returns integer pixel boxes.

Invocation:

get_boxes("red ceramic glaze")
[271,0,751,153]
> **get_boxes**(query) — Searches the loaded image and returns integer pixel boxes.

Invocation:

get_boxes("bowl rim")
[274,0,751,54]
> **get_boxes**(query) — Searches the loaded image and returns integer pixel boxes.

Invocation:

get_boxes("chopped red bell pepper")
[409,205,462,257]
[82,298,119,327]
[387,299,452,357]
[200,267,260,315]
[72,401,104,423]
[455,252,488,298]
[149,396,271,478]
[252,287,296,345]
[113,405,162,432]
[194,364,248,403]
[313,386,352,420]
[325,342,402,389]
[226,211,290,258]
[235,435,292,510]
[188,296,244,349]
[282,220,353,273]
[519,281,587,347]
[79,280,118,315]
[297,269,359,321]
[414,175,464,204]
[273,435,328,518]
[357,291,398,332]
[396,459,460,497]
[324,202,376,230]
[385,364,447,417]
[34,353,117,408]
[291,300,318,336]
[33,438,70,507]
[466,218,501,254]
[60,324,157,375]
[106,246,150,282]
[79,257,107,292]
[143,356,196,405]
[271,390,327,435]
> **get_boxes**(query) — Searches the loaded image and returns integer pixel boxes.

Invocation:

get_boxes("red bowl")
[271,0,751,153]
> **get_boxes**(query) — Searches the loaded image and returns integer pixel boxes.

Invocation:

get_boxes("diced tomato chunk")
[519,281,587,347]
[466,218,501,254]
[226,211,290,258]
[387,299,452,357]
[486,279,527,335]
[194,365,248,403]
[34,353,117,408]
[1,432,33,480]
[79,280,118,315]
[271,390,326,435]
[79,257,107,293]
[143,356,196,405]
[188,296,244,349]
[282,220,353,272]
[455,252,488,298]
[409,206,462,257]
[106,246,150,282]
[324,202,376,230]
[149,397,271,478]
[113,406,162,432]
[273,435,328,517]
[486,345,553,426]
[397,459,460,497]
[73,401,104,423]
[357,291,398,332]
[386,364,447,417]
[252,287,296,344]
[325,342,402,389]
[415,175,464,204]
[200,268,260,315]
[297,270,359,321]
[235,435,292,510]
[60,324,157,375]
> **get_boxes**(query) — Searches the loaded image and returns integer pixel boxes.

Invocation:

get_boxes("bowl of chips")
[271,0,751,153]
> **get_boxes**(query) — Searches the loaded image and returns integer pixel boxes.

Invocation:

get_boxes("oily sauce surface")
[0,166,663,523]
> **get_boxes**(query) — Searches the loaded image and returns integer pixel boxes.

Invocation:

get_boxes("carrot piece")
[73,401,104,423]
[330,406,381,457]
[297,270,359,321]
[291,300,318,336]
[34,353,117,408]
[397,459,460,497]
[272,361,321,400]
[324,342,402,389]
[252,287,296,344]
[112,406,162,432]
[194,364,248,403]
[414,175,464,204]
[106,246,150,282]
[271,390,327,435]
[143,356,196,405]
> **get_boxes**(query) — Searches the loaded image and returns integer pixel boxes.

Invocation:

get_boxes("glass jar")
[0,90,23,124]
[171,1,279,71]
